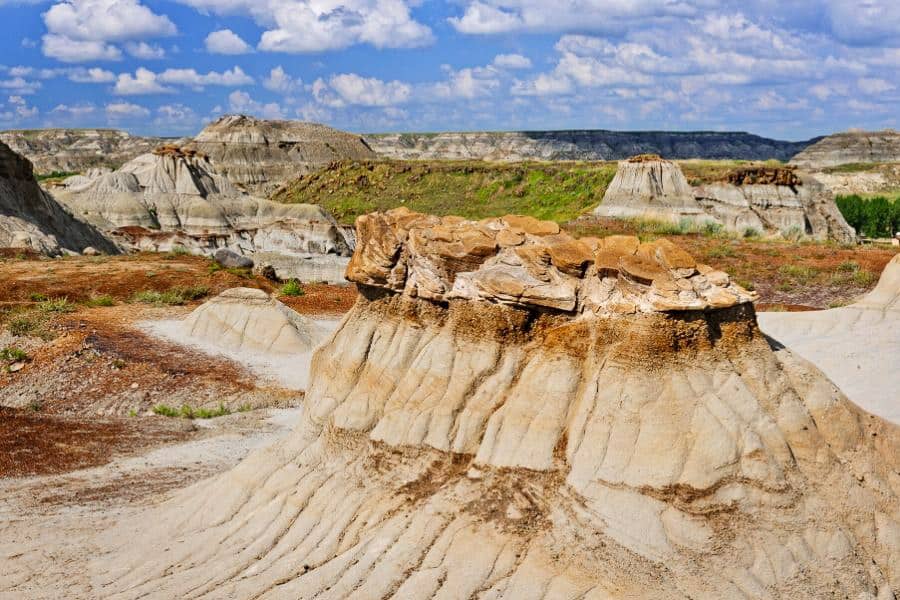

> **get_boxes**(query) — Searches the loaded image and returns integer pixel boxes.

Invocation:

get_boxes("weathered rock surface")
[367,130,815,161]
[55,146,353,281]
[0,141,118,255]
[184,114,376,195]
[5,209,891,599]
[214,247,254,269]
[0,128,166,173]
[596,156,855,242]
[759,253,900,423]
[791,129,900,168]
[179,287,327,355]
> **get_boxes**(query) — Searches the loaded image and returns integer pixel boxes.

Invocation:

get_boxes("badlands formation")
[0,128,166,173]
[759,253,900,423]
[0,141,117,255]
[596,155,856,242]
[55,145,354,281]
[790,129,900,168]
[13,209,896,598]
[184,115,377,195]
[366,130,814,162]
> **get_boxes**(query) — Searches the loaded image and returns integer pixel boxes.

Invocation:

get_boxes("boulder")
[214,248,253,269]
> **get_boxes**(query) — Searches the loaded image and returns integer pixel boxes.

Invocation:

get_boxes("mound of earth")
[597,156,855,242]
[184,114,376,195]
[0,128,166,173]
[55,147,353,281]
[175,287,327,355]
[9,208,895,598]
[366,130,814,162]
[759,253,900,423]
[791,129,900,169]
[0,141,117,255]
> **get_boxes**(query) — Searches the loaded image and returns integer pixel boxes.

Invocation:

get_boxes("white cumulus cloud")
[228,90,285,119]
[493,53,532,69]
[263,66,301,94]
[69,67,116,83]
[158,66,254,88]
[326,73,412,106]
[205,29,252,55]
[106,101,151,119]
[114,68,173,95]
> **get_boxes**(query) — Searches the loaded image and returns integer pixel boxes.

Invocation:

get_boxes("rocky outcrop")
[790,129,900,169]
[179,287,327,355]
[759,253,900,423]
[0,128,166,173]
[55,147,353,281]
[596,157,856,242]
[47,209,899,599]
[0,141,117,255]
[184,114,376,195]
[367,130,815,162]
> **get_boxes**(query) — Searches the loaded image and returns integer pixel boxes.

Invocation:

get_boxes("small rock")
[82,246,100,256]
[214,248,254,269]
[8,362,24,372]
[130,382,139,389]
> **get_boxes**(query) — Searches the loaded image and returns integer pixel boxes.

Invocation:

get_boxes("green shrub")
[153,403,231,419]
[0,347,28,361]
[38,297,75,313]
[131,285,209,306]
[706,244,737,259]
[84,294,115,307]
[28,292,47,302]
[835,194,900,238]
[280,280,305,297]
[742,227,761,238]
[778,264,820,283]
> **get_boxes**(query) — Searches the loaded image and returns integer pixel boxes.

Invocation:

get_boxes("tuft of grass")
[781,226,805,241]
[131,285,209,306]
[163,246,190,259]
[280,279,305,297]
[851,269,877,286]
[207,261,252,279]
[706,244,737,259]
[0,347,28,361]
[84,294,115,307]
[778,264,820,284]
[735,279,756,291]
[29,292,48,302]
[38,297,75,313]
[153,403,232,419]
[742,227,761,239]
[7,315,44,337]
[836,260,860,272]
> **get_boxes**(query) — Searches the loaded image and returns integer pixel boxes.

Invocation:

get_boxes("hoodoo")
[593,154,703,221]
[0,141,117,255]
[35,208,893,599]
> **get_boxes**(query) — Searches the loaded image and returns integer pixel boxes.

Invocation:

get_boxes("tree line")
[835,195,900,238]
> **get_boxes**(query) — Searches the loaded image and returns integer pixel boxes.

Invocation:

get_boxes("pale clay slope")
[759,253,900,424]
[145,288,337,390]
[2,209,897,599]
[790,129,900,169]
[595,157,856,243]
[0,141,117,255]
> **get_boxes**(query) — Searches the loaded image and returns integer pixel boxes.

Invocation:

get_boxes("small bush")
[84,294,115,307]
[0,347,28,361]
[700,221,725,237]
[163,246,190,259]
[852,269,877,286]
[706,245,737,259]
[7,316,41,337]
[153,403,231,419]
[781,226,804,241]
[778,264,820,283]
[29,292,47,302]
[131,285,209,306]
[38,297,75,313]
[742,227,761,238]
[836,261,859,273]
[280,280,305,297]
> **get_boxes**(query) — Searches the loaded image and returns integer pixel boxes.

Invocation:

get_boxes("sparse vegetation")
[84,294,115,307]
[37,297,75,313]
[0,347,28,361]
[131,285,209,306]
[153,402,232,419]
[280,279,305,297]
[35,170,78,182]
[706,244,737,259]
[207,261,252,278]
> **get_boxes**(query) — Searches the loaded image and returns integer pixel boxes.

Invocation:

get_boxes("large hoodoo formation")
[593,154,703,221]
[72,208,900,600]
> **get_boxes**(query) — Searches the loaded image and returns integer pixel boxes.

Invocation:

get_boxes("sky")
[0,0,898,139]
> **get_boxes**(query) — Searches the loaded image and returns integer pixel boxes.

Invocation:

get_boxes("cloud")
[432,67,500,99]
[158,66,254,87]
[42,0,176,62]
[827,0,900,44]
[263,66,301,94]
[0,77,42,95]
[51,103,97,117]
[205,29,252,55]
[113,68,174,95]
[493,53,532,69]
[8,95,39,119]
[177,0,433,52]
[326,73,412,106]
[68,67,116,83]
[155,103,199,130]
[106,101,150,119]
[857,77,895,95]
[126,41,166,59]
[228,90,285,119]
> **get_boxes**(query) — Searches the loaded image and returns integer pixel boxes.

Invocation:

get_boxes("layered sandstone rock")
[791,129,900,168]
[595,156,856,242]
[0,141,117,255]
[184,114,376,195]
[10,210,890,599]
[760,253,900,423]
[0,128,165,173]
[55,147,353,281]
[179,287,327,356]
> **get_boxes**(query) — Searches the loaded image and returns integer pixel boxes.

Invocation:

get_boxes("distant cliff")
[0,129,168,174]
[365,130,817,162]
[790,130,900,169]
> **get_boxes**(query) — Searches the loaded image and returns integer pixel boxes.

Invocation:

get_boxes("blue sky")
[1,0,898,139]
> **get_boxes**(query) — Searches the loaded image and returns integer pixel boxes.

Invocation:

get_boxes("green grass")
[207,261,252,278]
[35,170,78,182]
[153,402,232,419]
[84,294,115,307]
[280,280,305,297]
[778,264,821,284]
[37,297,76,313]
[131,285,209,306]
[706,244,738,259]
[0,347,28,361]
[270,159,618,224]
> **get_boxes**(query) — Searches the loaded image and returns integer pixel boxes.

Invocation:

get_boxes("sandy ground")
[142,315,343,390]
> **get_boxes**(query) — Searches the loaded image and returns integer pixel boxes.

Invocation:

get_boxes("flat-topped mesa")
[346,208,755,315]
